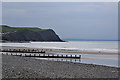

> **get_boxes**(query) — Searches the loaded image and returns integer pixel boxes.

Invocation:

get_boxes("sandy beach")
[1,46,119,55]
[2,54,119,79]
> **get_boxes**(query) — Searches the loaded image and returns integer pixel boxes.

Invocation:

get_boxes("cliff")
[0,25,63,42]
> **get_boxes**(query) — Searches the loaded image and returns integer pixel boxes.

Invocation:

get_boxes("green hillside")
[0,25,49,33]
[0,25,63,42]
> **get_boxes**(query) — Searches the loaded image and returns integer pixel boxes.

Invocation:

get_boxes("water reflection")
[36,57,81,63]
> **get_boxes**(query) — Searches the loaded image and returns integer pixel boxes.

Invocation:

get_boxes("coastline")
[1,46,119,55]
[2,54,119,78]
[1,45,119,78]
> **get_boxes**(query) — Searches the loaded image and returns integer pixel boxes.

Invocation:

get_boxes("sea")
[1,40,119,67]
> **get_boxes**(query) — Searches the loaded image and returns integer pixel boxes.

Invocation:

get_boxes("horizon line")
[63,38,119,41]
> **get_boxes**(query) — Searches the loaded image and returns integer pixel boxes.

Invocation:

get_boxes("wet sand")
[1,46,119,55]
[2,54,119,79]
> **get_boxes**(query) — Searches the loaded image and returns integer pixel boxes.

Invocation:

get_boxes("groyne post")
[75,55,77,58]
[61,55,63,57]
[52,54,54,57]
[75,59,76,62]
[79,55,81,58]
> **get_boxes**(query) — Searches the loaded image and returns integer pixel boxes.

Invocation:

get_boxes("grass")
[0,25,49,33]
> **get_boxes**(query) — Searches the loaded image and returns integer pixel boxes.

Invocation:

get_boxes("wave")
[1,41,119,53]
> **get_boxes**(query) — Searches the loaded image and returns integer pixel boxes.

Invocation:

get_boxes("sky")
[2,2,118,40]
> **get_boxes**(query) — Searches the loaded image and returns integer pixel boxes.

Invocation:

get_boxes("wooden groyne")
[0,48,45,53]
[1,46,119,55]
[1,52,81,59]
[0,48,81,59]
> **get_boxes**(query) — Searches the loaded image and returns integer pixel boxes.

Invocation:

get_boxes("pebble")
[2,55,119,78]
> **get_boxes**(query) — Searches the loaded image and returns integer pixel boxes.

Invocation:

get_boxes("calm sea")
[1,41,119,67]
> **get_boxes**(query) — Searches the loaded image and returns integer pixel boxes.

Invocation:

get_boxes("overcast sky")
[2,2,118,40]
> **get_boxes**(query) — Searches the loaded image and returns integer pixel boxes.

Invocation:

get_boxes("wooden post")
[79,55,81,62]
[66,55,68,57]
[18,49,20,52]
[48,54,49,57]
[75,55,77,58]
[23,49,25,53]
[16,49,18,52]
[33,49,34,52]
[65,55,67,58]
[75,59,76,62]
[24,49,27,53]
[52,54,54,57]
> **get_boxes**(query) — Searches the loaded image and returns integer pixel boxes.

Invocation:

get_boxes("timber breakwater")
[0,47,81,59]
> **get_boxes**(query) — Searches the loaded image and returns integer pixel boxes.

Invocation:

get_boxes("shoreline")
[1,52,119,68]
[2,55,119,78]
[1,46,119,55]
[35,57,118,68]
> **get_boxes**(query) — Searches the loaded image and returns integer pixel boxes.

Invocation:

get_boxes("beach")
[1,46,119,55]
[2,1,119,79]
[1,46,119,67]
[2,54,119,79]
[1,42,120,79]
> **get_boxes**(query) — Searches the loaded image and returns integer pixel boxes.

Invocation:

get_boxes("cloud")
[2,2,118,40]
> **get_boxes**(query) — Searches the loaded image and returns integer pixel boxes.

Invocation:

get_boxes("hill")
[0,25,63,42]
